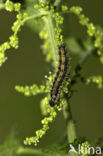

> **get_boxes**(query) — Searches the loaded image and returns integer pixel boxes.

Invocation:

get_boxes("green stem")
[63,101,76,143]
[14,11,48,36]
[16,146,45,156]
[43,15,58,66]
[16,146,66,156]
[63,101,78,156]
[63,50,92,156]
[64,51,91,143]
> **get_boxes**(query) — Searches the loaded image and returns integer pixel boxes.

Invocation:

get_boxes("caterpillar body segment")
[49,44,69,107]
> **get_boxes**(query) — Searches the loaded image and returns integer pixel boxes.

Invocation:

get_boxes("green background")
[0,0,103,151]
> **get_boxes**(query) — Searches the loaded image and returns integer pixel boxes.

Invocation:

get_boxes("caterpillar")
[49,44,69,107]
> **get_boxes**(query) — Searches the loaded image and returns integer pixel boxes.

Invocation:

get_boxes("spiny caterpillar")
[49,44,69,107]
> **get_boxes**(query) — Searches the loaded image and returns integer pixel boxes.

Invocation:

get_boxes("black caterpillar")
[49,44,69,107]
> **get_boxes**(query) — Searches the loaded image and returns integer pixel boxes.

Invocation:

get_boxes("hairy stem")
[63,101,78,156]
[63,101,76,143]
[63,49,92,156]
[43,15,58,66]
[16,147,45,156]
[16,146,65,156]
[14,11,48,36]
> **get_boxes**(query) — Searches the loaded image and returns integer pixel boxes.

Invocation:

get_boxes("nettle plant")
[0,0,103,156]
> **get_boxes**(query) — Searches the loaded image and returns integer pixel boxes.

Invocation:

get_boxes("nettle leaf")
[82,37,94,52]
[86,76,103,89]
[66,38,83,55]
[65,37,94,55]
[91,138,103,150]
[42,143,69,156]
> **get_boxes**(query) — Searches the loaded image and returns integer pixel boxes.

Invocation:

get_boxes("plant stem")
[63,101,77,156]
[63,50,92,155]
[43,15,58,66]
[63,101,76,143]
[16,146,67,156]
[14,11,48,36]
[16,146,45,156]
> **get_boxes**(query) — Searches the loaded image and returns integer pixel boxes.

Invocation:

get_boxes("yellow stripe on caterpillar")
[49,44,69,107]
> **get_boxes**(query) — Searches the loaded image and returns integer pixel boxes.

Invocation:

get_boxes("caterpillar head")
[49,99,55,107]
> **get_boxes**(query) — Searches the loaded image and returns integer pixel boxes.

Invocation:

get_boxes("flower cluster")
[0,0,22,66]
[15,72,65,146]
[70,6,103,64]
[24,105,57,146]
[15,84,46,97]
[24,98,65,146]
[0,0,47,67]
[5,0,21,12]
[81,141,90,156]
[86,76,103,89]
